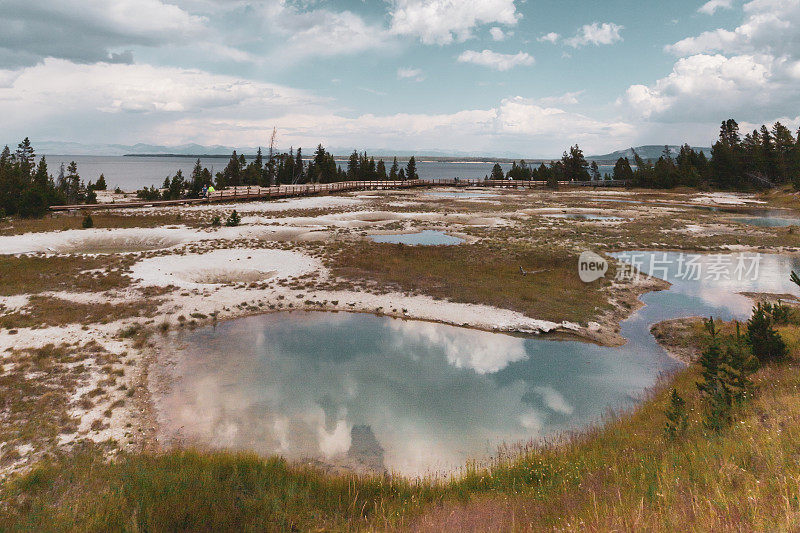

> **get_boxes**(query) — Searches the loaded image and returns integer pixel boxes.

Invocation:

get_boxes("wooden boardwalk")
[49,178,630,211]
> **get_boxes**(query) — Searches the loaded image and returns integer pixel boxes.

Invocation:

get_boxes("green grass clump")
[328,242,617,324]
[0,449,442,531]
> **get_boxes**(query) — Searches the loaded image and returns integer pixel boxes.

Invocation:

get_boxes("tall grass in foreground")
[3,324,800,531]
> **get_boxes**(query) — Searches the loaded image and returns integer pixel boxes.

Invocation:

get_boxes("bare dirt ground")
[1,186,798,477]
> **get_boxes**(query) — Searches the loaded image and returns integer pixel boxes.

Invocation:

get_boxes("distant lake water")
[42,155,615,191]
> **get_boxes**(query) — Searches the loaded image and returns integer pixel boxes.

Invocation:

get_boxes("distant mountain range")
[588,145,712,161]
[34,141,256,156]
[31,141,525,159]
[25,140,712,161]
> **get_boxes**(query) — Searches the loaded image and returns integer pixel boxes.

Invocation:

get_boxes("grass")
[0,212,197,236]
[3,334,800,530]
[0,343,114,462]
[0,295,160,329]
[326,242,618,324]
[0,255,132,296]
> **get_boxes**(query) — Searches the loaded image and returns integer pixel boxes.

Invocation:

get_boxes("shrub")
[663,388,688,441]
[747,302,788,363]
[697,318,756,432]
[225,210,241,227]
[81,214,94,229]
[211,215,221,227]
[764,300,792,325]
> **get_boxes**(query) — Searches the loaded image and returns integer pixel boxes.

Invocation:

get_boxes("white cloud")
[698,0,734,15]
[457,49,534,71]
[565,22,624,48]
[1,59,636,156]
[388,0,520,45]
[619,53,800,121]
[0,59,322,143]
[537,91,584,106]
[0,0,206,67]
[264,5,393,62]
[631,0,800,123]
[538,32,561,44]
[667,0,800,57]
[490,27,507,41]
[397,67,425,81]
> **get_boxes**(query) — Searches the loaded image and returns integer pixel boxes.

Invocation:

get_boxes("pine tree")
[376,159,387,180]
[663,388,688,441]
[347,150,359,179]
[491,163,505,180]
[612,157,633,181]
[590,160,601,181]
[15,137,35,179]
[746,302,788,362]
[33,156,49,189]
[94,173,107,190]
[389,157,399,180]
[406,156,418,180]
[294,148,303,183]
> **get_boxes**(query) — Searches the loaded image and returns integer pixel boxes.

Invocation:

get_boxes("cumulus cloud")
[0,0,205,68]
[538,32,561,44]
[388,0,520,44]
[698,0,734,15]
[1,58,636,156]
[457,50,534,71]
[537,91,584,106]
[667,0,800,57]
[565,22,624,48]
[0,59,322,143]
[490,27,508,41]
[619,53,799,122]
[274,6,393,61]
[397,67,425,81]
[628,1,800,122]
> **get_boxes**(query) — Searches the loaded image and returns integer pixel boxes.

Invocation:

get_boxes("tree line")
[0,138,107,218]
[497,119,800,189]
[140,147,421,201]
[3,117,799,216]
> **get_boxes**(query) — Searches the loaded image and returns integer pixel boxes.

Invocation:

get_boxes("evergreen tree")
[389,157,399,180]
[746,302,788,362]
[15,137,35,179]
[294,148,303,183]
[94,173,107,191]
[406,156,418,180]
[612,157,633,181]
[590,160,601,181]
[33,156,49,189]
[376,159,387,180]
[491,163,505,180]
[663,388,688,441]
[217,150,241,188]
[561,145,589,181]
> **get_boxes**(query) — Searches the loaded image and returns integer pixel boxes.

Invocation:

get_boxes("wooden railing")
[50,178,631,211]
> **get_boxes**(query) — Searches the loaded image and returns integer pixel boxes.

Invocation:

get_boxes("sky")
[1,0,799,157]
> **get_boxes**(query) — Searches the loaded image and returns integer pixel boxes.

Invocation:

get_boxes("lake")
[154,252,800,475]
[41,155,614,191]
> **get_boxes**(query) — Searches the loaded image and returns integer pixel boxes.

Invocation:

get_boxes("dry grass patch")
[0,213,198,236]
[0,255,132,296]
[0,295,160,329]
[0,344,104,460]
